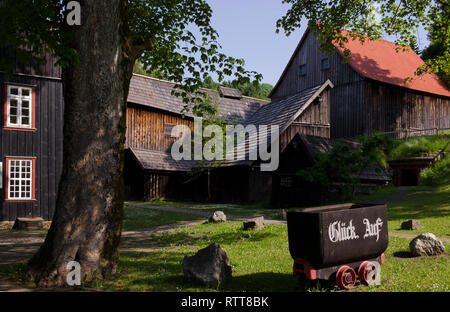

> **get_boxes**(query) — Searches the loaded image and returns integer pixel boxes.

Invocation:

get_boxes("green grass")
[127,198,281,218]
[85,221,449,292]
[387,184,450,237]
[389,135,450,159]
[123,205,205,231]
[419,153,450,186]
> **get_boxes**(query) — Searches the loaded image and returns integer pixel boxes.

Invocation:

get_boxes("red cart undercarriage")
[293,254,385,290]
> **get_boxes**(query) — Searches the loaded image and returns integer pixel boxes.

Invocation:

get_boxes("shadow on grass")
[114,251,333,292]
[393,251,415,259]
[387,186,450,221]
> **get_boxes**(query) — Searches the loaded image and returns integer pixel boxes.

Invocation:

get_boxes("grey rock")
[409,233,445,257]
[182,243,232,287]
[208,211,227,223]
[401,220,422,230]
[243,216,265,230]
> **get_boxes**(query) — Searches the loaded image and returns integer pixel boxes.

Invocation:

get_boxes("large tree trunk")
[26,0,138,287]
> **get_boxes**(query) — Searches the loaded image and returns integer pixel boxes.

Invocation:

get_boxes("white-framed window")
[6,158,35,201]
[5,85,34,129]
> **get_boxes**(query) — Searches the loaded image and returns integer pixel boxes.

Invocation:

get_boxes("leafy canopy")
[276,0,449,83]
[0,0,262,114]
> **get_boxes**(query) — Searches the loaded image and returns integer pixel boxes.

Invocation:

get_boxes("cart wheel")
[358,261,380,286]
[336,265,356,290]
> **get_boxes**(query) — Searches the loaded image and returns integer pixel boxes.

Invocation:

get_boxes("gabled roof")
[270,28,450,98]
[222,80,334,167]
[127,74,268,122]
[333,31,450,98]
[245,79,333,131]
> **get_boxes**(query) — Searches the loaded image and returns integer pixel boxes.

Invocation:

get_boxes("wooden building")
[124,74,269,201]
[0,51,64,221]
[269,28,450,138]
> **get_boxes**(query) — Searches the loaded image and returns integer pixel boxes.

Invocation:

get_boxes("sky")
[206,0,430,86]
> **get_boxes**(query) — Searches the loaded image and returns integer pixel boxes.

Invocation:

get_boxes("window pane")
[10,88,19,95]
[10,116,17,124]
[22,100,30,108]
[21,89,30,97]
[8,159,33,200]
[22,117,30,125]
[10,99,18,107]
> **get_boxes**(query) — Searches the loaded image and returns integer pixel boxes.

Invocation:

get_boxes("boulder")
[401,220,422,230]
[182,243,232,287]
[243,216,265,230]
[409,233,445,257]
[208,211,227,223]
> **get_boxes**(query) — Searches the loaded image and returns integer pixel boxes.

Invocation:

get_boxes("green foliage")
[389,135,450,158]
[200,76,273,101]
[0,0,77,73]
[276,1,449,84]
[419,154,450,186]
[419,2,450,86]
[222,80,273,101]
[298,133,393,198]
[0,0,262,114]
[133,59,168,80]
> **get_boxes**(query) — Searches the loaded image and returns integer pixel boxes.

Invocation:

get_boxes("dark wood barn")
[0,50,64,222]
[269,28,450,138]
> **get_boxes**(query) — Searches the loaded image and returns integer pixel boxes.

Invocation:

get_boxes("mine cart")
[287,203,388,289]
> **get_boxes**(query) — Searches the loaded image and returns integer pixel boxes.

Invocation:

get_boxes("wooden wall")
[0,74,64,221]
[270,30,363,101]
[126,104,193,152]
[364,80,450,135]
[0,48,62,79]
[280,88,331,151]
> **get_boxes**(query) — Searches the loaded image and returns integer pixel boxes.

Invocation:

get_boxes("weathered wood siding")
[364,80,450,135]
[271,31,363,100]
[0,73,64,221]
[0,48,62,79]
[125,104,193,152]
[271,31,450,139]
[280,88,331,151]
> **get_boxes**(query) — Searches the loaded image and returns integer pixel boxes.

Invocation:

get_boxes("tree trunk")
[26,0,138,287]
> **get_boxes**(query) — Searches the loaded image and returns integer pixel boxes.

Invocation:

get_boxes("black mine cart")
[287,203,388,289]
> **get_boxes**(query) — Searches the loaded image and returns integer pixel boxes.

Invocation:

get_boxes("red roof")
[333,32,450,97]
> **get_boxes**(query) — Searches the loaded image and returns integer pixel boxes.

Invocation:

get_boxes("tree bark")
[26,0,139,287]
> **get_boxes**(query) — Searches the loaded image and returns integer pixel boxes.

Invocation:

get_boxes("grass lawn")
[126,198,282,218]
[123,205,205,231]
[86,221,449,292]
[387,184,450,237]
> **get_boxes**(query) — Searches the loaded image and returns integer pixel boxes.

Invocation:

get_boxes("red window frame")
[5,157,36,202]
[3,83,37,131]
